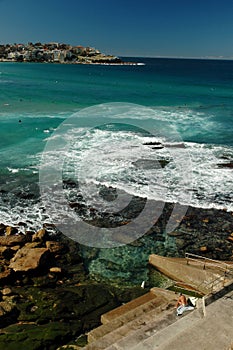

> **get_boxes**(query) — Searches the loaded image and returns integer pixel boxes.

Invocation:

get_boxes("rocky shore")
[0,224,147,350]
[0,202,232,349]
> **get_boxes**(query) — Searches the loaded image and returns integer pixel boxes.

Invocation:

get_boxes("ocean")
[0,58,232,245]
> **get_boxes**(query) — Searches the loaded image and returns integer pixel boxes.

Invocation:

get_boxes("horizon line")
[120,55,233,61]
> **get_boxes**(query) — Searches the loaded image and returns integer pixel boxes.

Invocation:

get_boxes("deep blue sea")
[0,58,232,234]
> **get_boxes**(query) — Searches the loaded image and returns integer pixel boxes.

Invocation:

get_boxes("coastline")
[0,202,232,349]
[0,58,143,66]
[0,56,232,348]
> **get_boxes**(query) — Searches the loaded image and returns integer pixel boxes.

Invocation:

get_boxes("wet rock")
[217,162,233,169]
[9,247,50,272]
[143,141,162,146]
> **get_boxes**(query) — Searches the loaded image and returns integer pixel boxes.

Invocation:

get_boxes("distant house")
[24,51,32,61]
[53,49,61,62]
[7,52,16,60]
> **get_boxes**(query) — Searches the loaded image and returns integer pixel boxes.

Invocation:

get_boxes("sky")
[0,0,233,58]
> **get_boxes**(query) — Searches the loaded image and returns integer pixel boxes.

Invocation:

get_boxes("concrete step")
[87,294,170,343]
[101,291,157,324]
[104,306,180,350]
[105,287,233,350]
[130,309,202,350]
[84,300,176,350]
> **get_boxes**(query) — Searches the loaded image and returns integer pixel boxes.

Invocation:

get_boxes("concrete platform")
[149,254,233,294]
[82,255,233,350]
[136,288,233,350]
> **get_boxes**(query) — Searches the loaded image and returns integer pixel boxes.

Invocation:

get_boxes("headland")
[0,42,139,65]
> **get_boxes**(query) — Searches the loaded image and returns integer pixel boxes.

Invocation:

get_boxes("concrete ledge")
[101,292,157,324]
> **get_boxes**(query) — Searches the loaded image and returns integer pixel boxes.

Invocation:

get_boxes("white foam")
[7,167,19,173]
[40,126,233,212]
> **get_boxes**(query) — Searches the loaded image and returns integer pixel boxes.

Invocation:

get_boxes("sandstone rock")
[0,301,15,316]
[49,267,62,274]
[32,228,46,242]
[0,269,13,284]
[5,226,17,236]
[2,288,12,296]
[0,235,27,247]
[200,246,208,252]
[25,242,41,249]
[46,240,64,253]
[9,247,50,272]
[10,245,21,253]
[0,299,18,328]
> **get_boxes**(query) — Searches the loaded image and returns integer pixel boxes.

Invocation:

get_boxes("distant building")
[53,49,61,62]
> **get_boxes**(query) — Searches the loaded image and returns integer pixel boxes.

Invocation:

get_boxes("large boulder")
[9,247,50,272]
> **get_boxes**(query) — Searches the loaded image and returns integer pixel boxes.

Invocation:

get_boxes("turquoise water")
[0,58,232,231]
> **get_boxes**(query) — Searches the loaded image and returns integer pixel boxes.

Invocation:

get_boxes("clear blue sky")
[0,0,233,58]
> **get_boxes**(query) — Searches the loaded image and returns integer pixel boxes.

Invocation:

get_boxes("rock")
[143,141,162,146]
[46,241,64,254]
[25,242,42,249]
[0,235,27,247]
[0,299,18,327]
[0,246,14,259]
[0,269,13,284]
[10,245,21,253]
[5,226,14,236]
[32,228,46,242]
[217,162,233,168]
[2,288,12,296]
[0,321,82,350]
[200,246,208,252]
[5,226,18,236]
[9,247,50,272]
[57,346,82,350]
[49,267,62,274]
[168,231,184,237]
[0,224,6,235]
